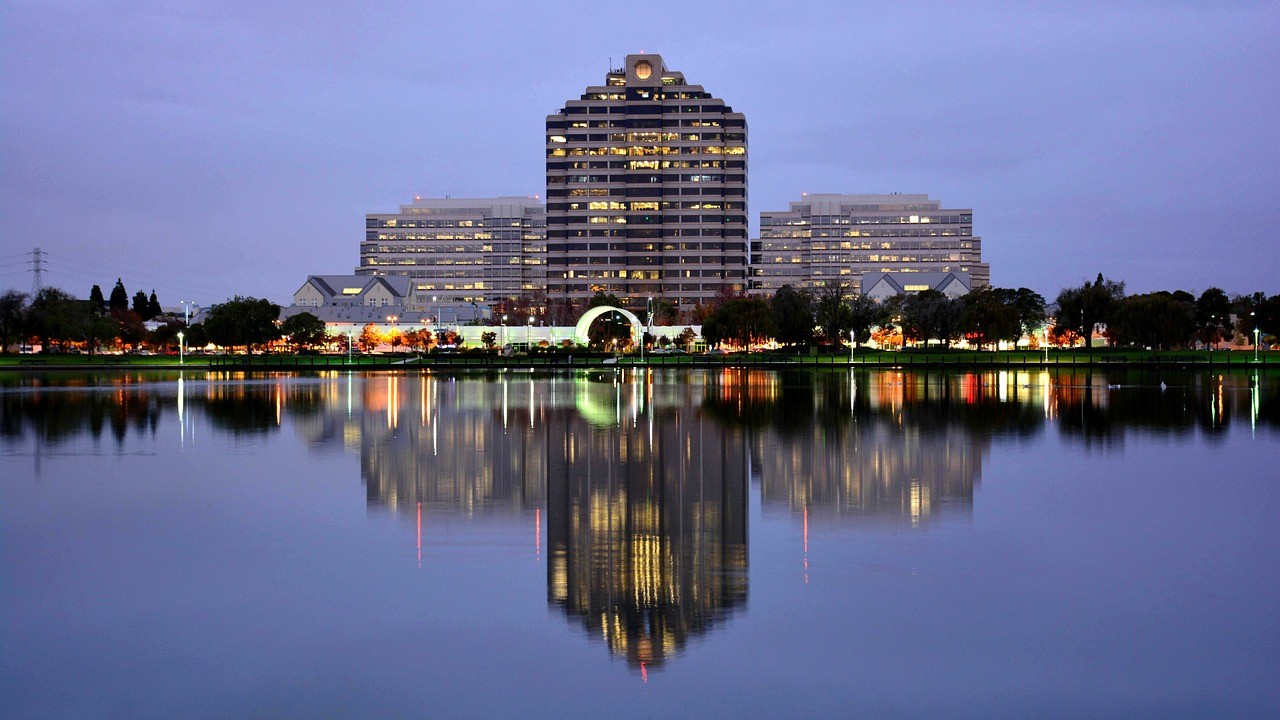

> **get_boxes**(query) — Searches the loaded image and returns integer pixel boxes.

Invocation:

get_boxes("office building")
[545,53,748,313]
[359,196,546,320]
[753,193,990,293]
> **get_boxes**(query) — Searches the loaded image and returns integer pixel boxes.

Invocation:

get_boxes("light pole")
[528,315,534,349]
[433,295,440,340]
[501,314,508,348]
[177,331,185,365]
[347,329,353,364]
[643,296,652,363]
[1253,311,1260,363]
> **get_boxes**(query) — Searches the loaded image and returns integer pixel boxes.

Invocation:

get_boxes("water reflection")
[2,367,1277,669]
[546,377,749,668]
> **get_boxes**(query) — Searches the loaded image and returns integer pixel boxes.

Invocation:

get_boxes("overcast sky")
[2,0,1277,307]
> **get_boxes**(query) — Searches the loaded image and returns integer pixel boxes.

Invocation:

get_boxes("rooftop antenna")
[29,247,45,294]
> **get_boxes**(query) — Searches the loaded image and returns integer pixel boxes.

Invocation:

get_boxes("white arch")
[574,305,643,347]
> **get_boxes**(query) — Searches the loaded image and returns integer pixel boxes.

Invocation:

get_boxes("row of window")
[550,200,743,211]
[368,219,541,229]
[549,186,734,198]
[550,256,745,267]
[762,214,971,226]
[550,160,742,170]
[550,228,748,238]
[549,241,746,252]
[549,173,746,184]
[548,147,746,158]
[556,104,732,116]
[549,117,738,130]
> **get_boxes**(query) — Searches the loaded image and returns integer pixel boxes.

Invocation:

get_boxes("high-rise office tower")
[359,196,546,320]
[752,193,990,293]
[545,53,748,314]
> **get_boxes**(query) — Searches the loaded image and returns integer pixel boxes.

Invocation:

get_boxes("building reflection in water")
[704,369,1049,527]
[294,370,752,668]
[545,371,749,669]
[3,367,1277,667]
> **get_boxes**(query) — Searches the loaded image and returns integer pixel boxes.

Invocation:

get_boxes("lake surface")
[2,368,1278,719]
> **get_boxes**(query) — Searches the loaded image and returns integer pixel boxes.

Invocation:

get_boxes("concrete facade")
[545,53,748,313]
[359,197,546,320]
[752,193,990,294]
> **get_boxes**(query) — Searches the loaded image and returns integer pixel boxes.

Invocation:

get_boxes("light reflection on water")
[1,368,1277,718]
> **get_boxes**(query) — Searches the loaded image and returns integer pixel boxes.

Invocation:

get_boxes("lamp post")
[347,329,353,364]
[177,331,184,365]
[501,314,508,348]
[528,315,534,349]
[433,295,440,340]
[1252,311,1260,364]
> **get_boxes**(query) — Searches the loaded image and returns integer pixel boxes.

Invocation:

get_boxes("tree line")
[2,277,1277,355]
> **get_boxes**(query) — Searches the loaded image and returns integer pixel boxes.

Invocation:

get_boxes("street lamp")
[501,314,508,348]
[1253,311,1260,364]
[528,315,534,349]
[177,331,185,365]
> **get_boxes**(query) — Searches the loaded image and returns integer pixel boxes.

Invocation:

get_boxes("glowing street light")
[177,331,185,365]
[527,315,534,348]
[501,314,508,348]
[1253,311,1260,364]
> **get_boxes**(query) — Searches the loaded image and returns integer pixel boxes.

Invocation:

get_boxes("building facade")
[752,193,990,294]
[359,196,546,319]
[545,53,748,313]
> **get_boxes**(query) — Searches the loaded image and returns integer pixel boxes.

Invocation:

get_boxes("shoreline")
[3,350,1275,373]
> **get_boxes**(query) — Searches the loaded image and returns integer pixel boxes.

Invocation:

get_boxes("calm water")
[2,368,1277,719]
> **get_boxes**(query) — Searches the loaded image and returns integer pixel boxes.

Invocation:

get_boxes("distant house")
[861,271,972,301]
[282,275,442,329]
[292,275,412,309]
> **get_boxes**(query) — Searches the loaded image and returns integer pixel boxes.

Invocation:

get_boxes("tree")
[1109,292,1195,350]
[108,279,128,312]
[148,321,184,352]
[960,288,1021,350]
[1009,288,1047,339]
[480,330,497,349]
[402,328,433,353]
[675,327,696,351]
[113,309,146,348]
[848,294,889,347]
[1054,274,1124,348]
[814,283,854,345]
[29,288,117,354]
[651,299,678,325]
[184,323,208,350]
[203,297,281,352]
[89,285,105,308]
[900,290,962,348]
[702,297,774,349]
[1194,287,1233,348]
[280,312,328,352]
[0,291,29,353]
[769,285,814,347]
[147,291,162,321]
[1232,292,1279,345]
[357,323,382,353]
[131,290,149,317]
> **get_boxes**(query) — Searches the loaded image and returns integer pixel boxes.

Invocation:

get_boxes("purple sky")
[2,1,1277,307]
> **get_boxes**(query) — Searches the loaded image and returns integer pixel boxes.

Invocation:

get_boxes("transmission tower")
[30,247,45,294]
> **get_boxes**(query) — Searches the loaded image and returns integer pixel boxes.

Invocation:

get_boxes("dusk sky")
[2,1,1277,308]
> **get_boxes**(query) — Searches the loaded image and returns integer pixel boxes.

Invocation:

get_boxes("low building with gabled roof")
[861,271,972,301]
